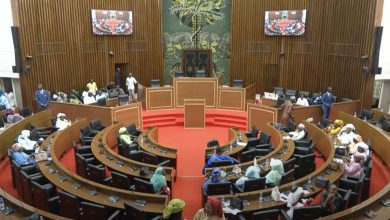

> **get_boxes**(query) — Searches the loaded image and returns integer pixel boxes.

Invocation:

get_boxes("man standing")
[34,84,50,111]
[115,67,121,87]
[126,73,137,101]
[321,86,334,120]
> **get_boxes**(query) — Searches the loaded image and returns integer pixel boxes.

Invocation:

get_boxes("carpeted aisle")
[157,126,229,219]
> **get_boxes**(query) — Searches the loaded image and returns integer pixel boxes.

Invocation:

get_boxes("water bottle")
[307,175,312,185]
[259,192,264,203]
[353,112,357,117]
[364,116,367,122]
[0,197,5,211]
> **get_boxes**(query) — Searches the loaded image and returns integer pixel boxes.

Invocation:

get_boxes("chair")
[280,169,295,185]
[281,205,322,220]
[126,123,142,136]
[207,139,219,148]
[232,80,244,88]
[293,153,315,179]
[75,153,96,178]
[31,175,59,213]
[80,202,121,220]
[129,150,143,162]
[111,171,132,190]
[118,94,129,106]
[19,107,32,117]
[175,71,184,77]
[150,79,161,87]
[373,115,388,128]
[259,131,271,144]
[11,160,25,200]
[124,202,148,220]
[238,209,280,220]
[134,178,155,193]
[195,70,206,77]
[240,149,266,162]
[294,138,312,147]
[299,91,310,98]
[294,143,314,155]
[209,160,234,168]
[58,190,81,220]
[234,177,266,193]
[108,90,119,98]
[382,120,390,132]
[97,98,107,106]
[274,87,284,95]
[87,164,112,185]
[206,182,231,196]
[20,165,42,205]
[245,138,260,150]
[90,119,106,131]
[337,188,357,208]
[141,151,160,165]
[359,109,374,120]
[245,126,259,139]
[283,157,296,172]
[81,125,97,138]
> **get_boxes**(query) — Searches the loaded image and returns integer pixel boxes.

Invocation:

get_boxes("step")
[214,117,247,124]
[143,116,176,124]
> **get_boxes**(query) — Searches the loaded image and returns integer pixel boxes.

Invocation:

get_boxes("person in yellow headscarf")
[325,119,344,136]
[118,127,133,145]
[163,199,185,220]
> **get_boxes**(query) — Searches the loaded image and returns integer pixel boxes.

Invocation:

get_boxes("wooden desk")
[218,84,256,111]
[324,112,390,219]
[145,87,174,110]
[204,125,293,181]
[211,121,343,212]
[173,77,218,108]
[38,119,167,213]
[0,110,52,158]
[184,99,205,128]
[138,127,177,161]
[94,123,174,181]
[372,108,390,121]
[204,128,246,160]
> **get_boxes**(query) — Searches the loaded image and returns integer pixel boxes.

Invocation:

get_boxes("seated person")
[235,165,260,191]
[337,124,356,145]
[83,92,96,104]
[69,94,82,104]
[114,85,126,95]
[325,119,344,137]
[296,94,309,106]
[118,127,134,145]
[202,147,237,174]
[11,143,35,166]
[343,153,364,178]
[286,187,312,218]
[265,158,284,186]
[55,113,71,131]
[6,107,24,123]
[320,184,343,216]
[56,92,68,103]
[289,123,306,141]
[95,90,107,101]
[202,168,228,193]
[18,130,38,151]
[81,87,89,99]
[150,167,168,194]
[162,199,185,220]
[194,197,225,220]
[349,134,369,157]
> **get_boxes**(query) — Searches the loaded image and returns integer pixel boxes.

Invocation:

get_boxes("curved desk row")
[93,123,174,182]
[204,124,294,181]
[324,112,390,219]
[204,128,246,160]
[38,119,166,213]
[213,121,343,212]
[138,126,177,160]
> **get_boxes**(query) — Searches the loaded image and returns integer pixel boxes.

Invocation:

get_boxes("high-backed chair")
[373,115,388,128]
[359,109,374,120]
[293,153,315,178]
[117,94,129,106]
[75,153,96,178]
[240,149,265,162]
[232,80,244,88]
[294,138,312,147]
[87,164,112,185]
[280,169,295,185]
[126,123,142,136]
[80,202,121,220]
[299,91,310,98]
[20,165,42,205]
[337,188,358,207]
[207,139,220,148]
[124,202,148,220]
[111,171,132,190]
[233,177,266,193]
[294,143,314,155]
[245,126,259,139]
[142,151,160,165]
[90,119,106,131]
[108,90,119,98]
[382,120,390,132]
[205,182,231,196]
[283,157,296,172]
[259,131,271,144]
[238,209,280,220]
[19,107,32,117]
[281,205,322,220]
[11,160,25,199]
[134,178,155,193]
[58,190,81,220]
[81,125,97,139]
[97,98,107,106]
[31,175,59,213]
[274,87,284,95]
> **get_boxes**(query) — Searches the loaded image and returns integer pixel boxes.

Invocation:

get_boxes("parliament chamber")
[1,0,389,219]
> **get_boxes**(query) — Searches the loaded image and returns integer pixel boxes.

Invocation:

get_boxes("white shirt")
[56,119,71,131]
[18,136,37,150]
[126,77,137,90]
[289,130,306,141]
[82,90,89,98]
[95,93,106,101]
[296,97,309,106]
[83,96,96,105]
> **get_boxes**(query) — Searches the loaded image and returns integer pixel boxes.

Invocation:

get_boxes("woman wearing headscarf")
[193,197,225,220]
[6,107,23,123]
[325,119,344,137]
[235,165,260,191]
[55,113,71,131]
[150,167,167,193]
[202,168,227,193]
[18,130,38,151]
[349,134,369,157]
[0,89,11,109]
[163,199,185,220]
[265,158,285,186]
[320,184,342,216]
[118,127,133,145]
[286,187,311,218]
[343,153,365,178]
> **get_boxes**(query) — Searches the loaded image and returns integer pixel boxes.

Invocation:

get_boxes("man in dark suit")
[321,86,334,120]
[34,84,50,111]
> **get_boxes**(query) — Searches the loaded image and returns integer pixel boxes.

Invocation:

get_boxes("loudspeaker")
[372,26,383,74]
[11,26,22,73]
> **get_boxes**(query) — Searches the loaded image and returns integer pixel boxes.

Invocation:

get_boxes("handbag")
[271,186,280,201]
[315,176,329,188]
[229,197,244,210]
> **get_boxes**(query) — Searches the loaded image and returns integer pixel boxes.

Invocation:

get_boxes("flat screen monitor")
[150,79,161,87]
[232,80,244,88]
[118,95,129,106]
[264,10,306,36]
[195,70,206,77]
[91,9,133,35]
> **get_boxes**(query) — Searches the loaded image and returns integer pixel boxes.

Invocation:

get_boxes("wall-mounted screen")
[264,10,306,36]
[91,9,133,35]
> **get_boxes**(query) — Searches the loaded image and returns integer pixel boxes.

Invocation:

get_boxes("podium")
[184,99,205,128]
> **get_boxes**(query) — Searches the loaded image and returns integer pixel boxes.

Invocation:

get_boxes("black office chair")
[207,139,220,148]
[359,109,374,120]
[206,182,231,196]
[382,120,390,132]
[150,79,161,87]
[238,209,280,220]
[259,131,271,144]
[234,177,266,193]
[281,205,322,220]
[81,125,97,138]
[31,175,59,213]
[87,164,112,185]
[126,123,142,136]
[294,138,312,147]
[20,165,42,205]
[245,138,261,151]
[97,98,107,106]
[373,115,388,128]
[75,153,96,178]
[245,126,259,139]
[124,202,148,220]
[293,153,315,179]
[283,157,296,172]
[232,80,244,88]
[240,149,265,162]
[58,190,81,220]
[294,143,314,155]
[134,178,155,193]
[90,119,106,131]
[280,169,295,185]
[111,171,132,190]
[141,151,160,165]
[299,91,310,98]
[118,94,129,106]
[20,107,32,117]
[195,70,206,77]
[337,188,358,207]
[80,201,121,220]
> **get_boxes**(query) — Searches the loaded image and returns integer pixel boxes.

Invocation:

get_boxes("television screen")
[91,9,133,35]
[264,10,306,36]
